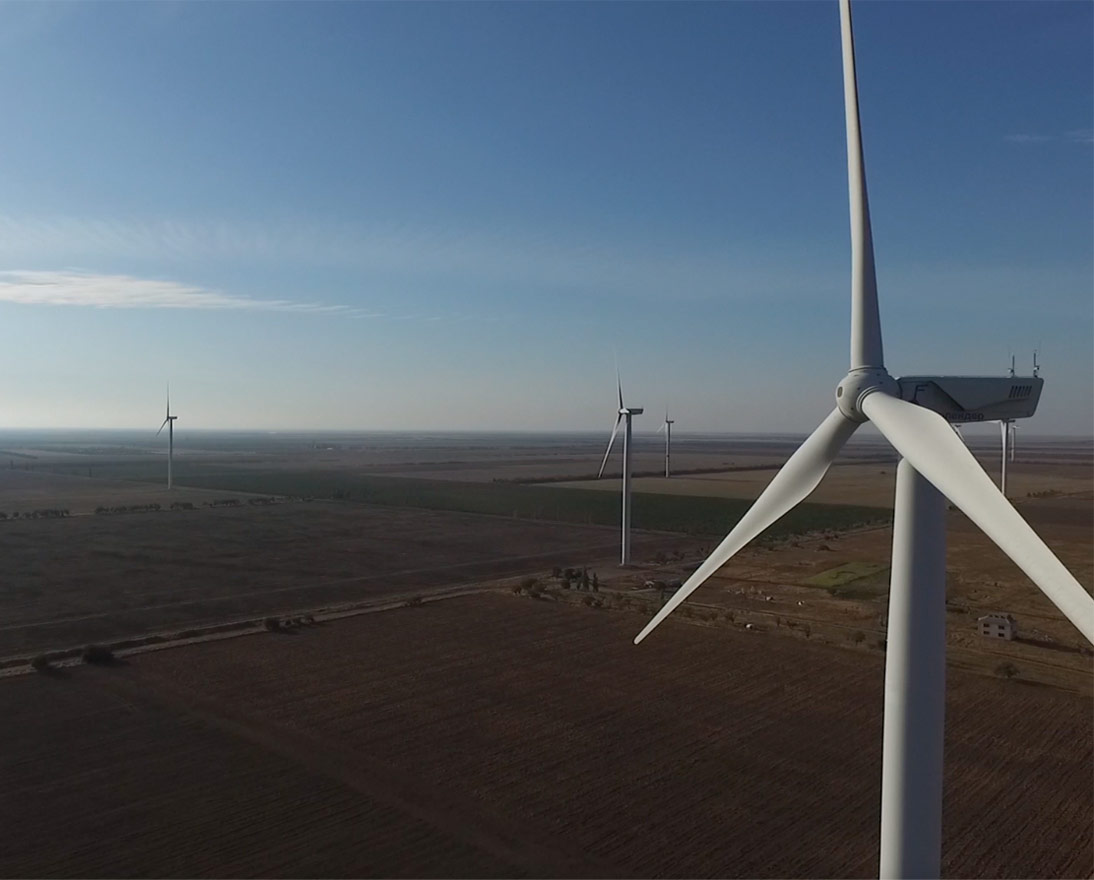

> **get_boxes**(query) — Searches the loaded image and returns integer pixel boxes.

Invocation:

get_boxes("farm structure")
[978,614,1017,640]
[1,593,1089,878]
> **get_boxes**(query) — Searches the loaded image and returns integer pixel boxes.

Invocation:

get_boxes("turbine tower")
[657,409,675,478]
[156,387,178,490]
[997,355,1024,496]
[999,417,1012,496]
[634,3,1094,878]
[597,373,642,565]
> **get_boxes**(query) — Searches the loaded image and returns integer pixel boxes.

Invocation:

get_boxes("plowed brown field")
[0,504,696,658]
[3,593,1089,878]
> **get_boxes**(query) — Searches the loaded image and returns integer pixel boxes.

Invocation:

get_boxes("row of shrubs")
[0,508,70,520]
[549,568,600,591]
[263,615,316,632]
[30,643,115,672]
[28,612,323,673]
[93,498,253,515]
[95,503,163,515]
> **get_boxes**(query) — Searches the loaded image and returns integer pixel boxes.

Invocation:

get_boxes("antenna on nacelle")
[1008,352,1015,378]
[1032,348,1040,377]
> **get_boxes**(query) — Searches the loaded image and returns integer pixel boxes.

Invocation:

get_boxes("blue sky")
[0,1,1089,434]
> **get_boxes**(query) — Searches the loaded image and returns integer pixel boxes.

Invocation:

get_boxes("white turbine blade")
[597,414,623,479]
[617,371,624,412]
[655,421,667,434]
[862,392,1094,643]
[155,418,169,437]
[839,0,884,370]
[635,407,859,644]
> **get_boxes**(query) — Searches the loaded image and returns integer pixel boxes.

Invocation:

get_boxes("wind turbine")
[656,409,675,478]
[997,354,1028,496]
[633,3,1094,878]
[156,387,178,490]
[597,372,643,565]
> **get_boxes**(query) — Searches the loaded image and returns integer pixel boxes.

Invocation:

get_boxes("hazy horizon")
[1,425,1090,442]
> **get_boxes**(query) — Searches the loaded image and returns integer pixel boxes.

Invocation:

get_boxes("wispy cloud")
[1004,129,1093,145]
[0,270,355,313]
[0,215,831,305]
[1004,133,1052,144]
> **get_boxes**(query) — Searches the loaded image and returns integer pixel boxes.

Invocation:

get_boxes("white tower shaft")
[621,413,633,565]
[664,422,672,478]
[879,459,946,878]
[168,420,174,490]
[999,420,1010,497]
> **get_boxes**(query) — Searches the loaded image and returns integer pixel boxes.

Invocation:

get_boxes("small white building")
[978,613,1017,641]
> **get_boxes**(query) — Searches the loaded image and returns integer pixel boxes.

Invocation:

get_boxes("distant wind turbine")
[656,409,675,478]
[998,417,1014,496]
[633,2,1093,877]
[997,353,1029,496]
[597,371,642,565]
[156,386,178,489]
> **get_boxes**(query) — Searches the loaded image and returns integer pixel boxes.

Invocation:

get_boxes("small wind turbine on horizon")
[596,371,642,565]
[656,408,675,478]
[996,352,1035,497]
[633,2,1093,877]
[156,386,178,490]
[997,417,1016,496]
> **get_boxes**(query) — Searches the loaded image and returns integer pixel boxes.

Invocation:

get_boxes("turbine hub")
[836,368,898,422]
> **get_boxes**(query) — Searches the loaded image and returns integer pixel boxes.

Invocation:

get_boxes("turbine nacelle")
[835,367,899,422]
[620,407,644,416]
[897,375,1043,423]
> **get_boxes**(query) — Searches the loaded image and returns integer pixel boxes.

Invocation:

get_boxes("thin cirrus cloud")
[0,214,834,304]
[0,269,370,314]
[1004,130,1093,144]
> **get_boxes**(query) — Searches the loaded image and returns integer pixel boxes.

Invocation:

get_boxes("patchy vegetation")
[0,508,70,521]
[122,469,891,539]
[95,503,162,515]
[81,644,115,665]
[29,655,52,672]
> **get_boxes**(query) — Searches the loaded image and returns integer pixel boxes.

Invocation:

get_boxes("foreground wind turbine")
[156,387,178,489]
[634,3,1094,877]
[656,409,675,478]
[597,373,643,565]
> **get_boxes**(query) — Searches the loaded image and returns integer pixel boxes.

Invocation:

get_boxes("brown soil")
[613,493,1093,693]
[2,594,1088,878]
[0,468,270,516]
[0,502,698,659]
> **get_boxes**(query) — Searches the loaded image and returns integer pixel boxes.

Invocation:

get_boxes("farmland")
[2,593,1090,878]
[166,469,892,537]
[0,500,702,659]
[5,458,894,537]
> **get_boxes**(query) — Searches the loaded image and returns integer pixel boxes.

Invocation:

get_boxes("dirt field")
[606,492,1094,693]
[0,468,269,516]
[2,593,1089,878]
[0,502,699,659]
[553,459,1093,508]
